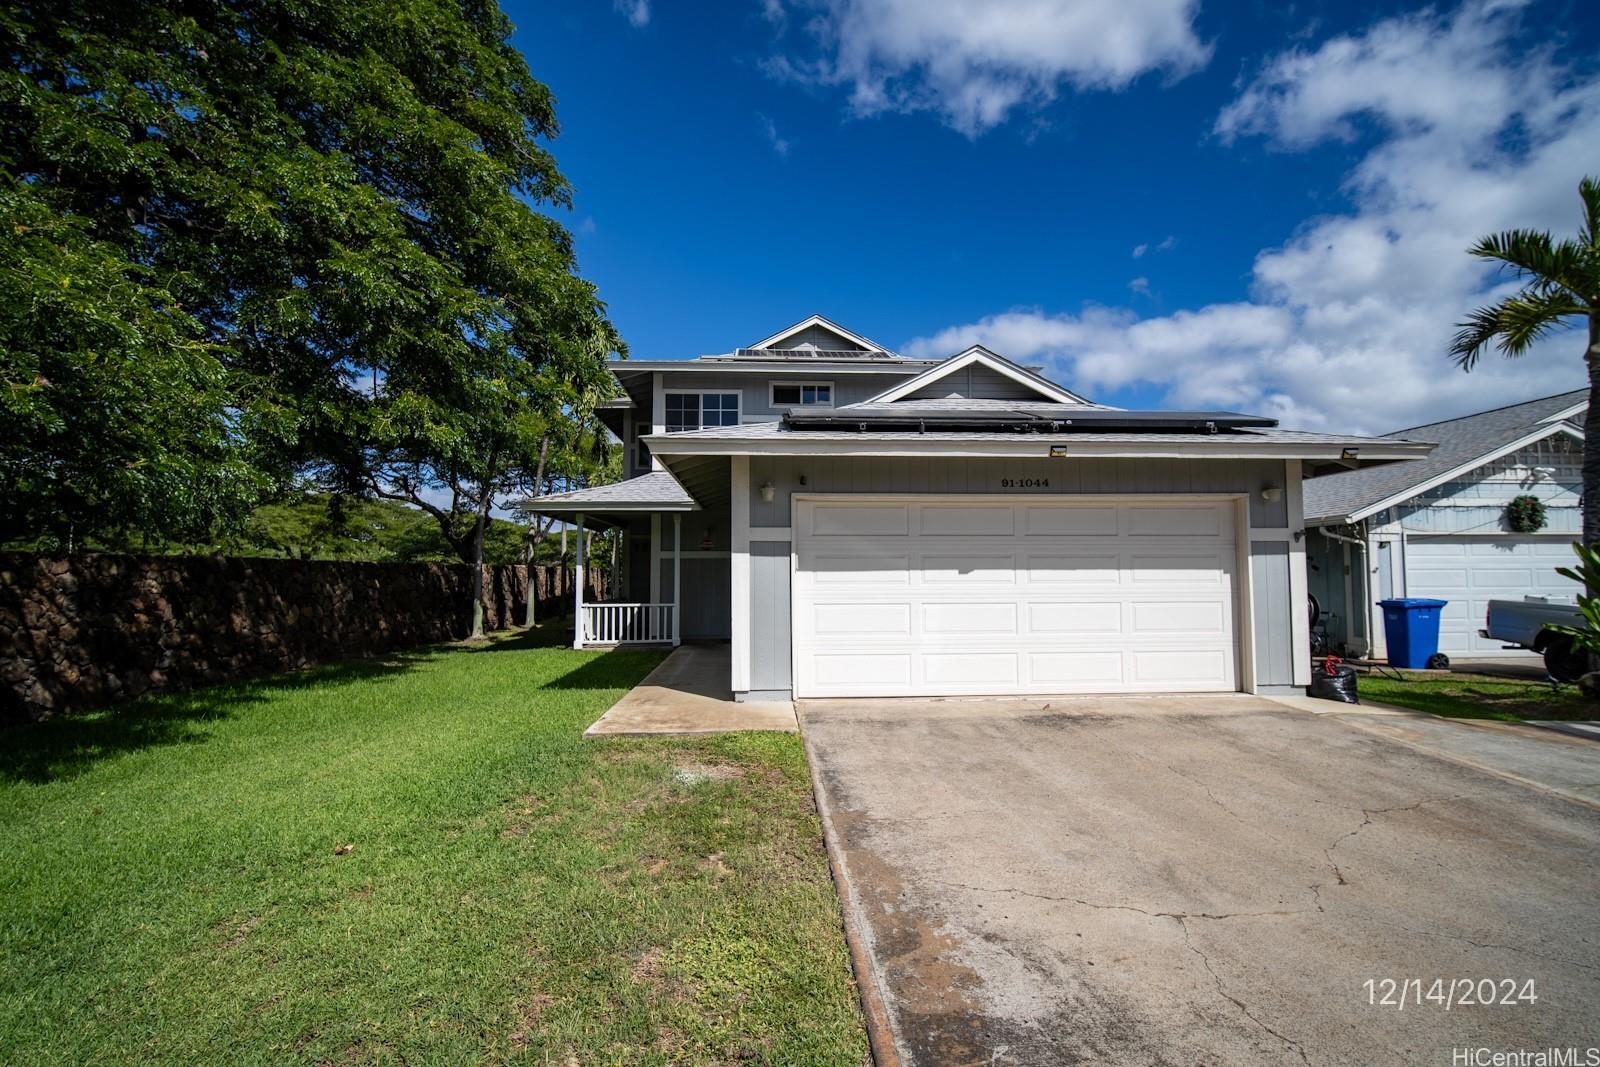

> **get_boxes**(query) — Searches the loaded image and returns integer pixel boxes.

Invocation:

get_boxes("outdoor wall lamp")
[759,481,776,503]
[1260,483,1283,503]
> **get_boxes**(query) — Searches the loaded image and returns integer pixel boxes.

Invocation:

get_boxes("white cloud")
[764,0,1211,135]
[758,113,791,156]
[1132,243,1149,258]
[1132,235,1176,259]
[614,0,649,28]
[1128,276,1151,295]
[905,0,1594,432]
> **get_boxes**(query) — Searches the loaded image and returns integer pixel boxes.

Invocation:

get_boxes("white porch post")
[572,514,585,650]
[672,514,682,647]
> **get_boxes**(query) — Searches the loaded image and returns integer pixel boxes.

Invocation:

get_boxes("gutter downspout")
[1319,523,1372,657]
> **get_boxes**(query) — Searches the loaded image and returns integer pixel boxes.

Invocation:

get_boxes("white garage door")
[793,497,1240,698]
[1405,536,1579,657]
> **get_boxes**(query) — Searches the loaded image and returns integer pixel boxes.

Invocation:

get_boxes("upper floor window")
[771,381,833,407]
[634,421,652,470]
[665,392,740,432]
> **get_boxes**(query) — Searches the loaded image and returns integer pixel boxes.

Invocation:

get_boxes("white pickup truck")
[1480,596,1587,680]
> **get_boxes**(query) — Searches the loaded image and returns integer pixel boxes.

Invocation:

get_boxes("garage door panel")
[919,505,1015,536]
[1029,651,1125,686]
[923,652,1019,686]
[921,554,1016,584]
[923,602,1018,635]
[813,653,912,688]
[1130,554,1228,585]
[1405,536,1580,657]
[1028,601,1123,634]
[1131,649,1230,685]
[795,497,1240,697]
[1024,505,1118,537]
[810,505,908,536]
[813,602,911,636]
[1127,505,1224,538]
[810,554,911,584]
[1131,601,1226,634]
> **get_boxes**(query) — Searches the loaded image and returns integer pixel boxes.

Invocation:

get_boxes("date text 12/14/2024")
[1364,978,1537,1011]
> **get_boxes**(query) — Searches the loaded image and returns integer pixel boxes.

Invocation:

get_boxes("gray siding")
[1250,542,1293,686]
[660,371,913,418]
[904,363,1050,401]
[769,324,866,351]
[748,456,1289,528]
[744,455,1298,693]
[661,558,731,640]
[750,543,792,690]
[1388,436,1582,535]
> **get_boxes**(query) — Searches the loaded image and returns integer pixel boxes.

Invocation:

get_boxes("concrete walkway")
[584,644,796,736]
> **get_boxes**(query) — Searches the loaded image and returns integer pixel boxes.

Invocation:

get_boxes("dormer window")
[771,382,833,408]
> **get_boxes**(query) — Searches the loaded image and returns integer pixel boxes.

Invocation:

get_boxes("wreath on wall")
[1506,494,1548,533]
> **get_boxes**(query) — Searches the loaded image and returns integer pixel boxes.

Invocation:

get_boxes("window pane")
[816,384,831,403]
[704,393,739,426]
[801,385,817,404]
[665,394,698,432]
[773,385,800,405]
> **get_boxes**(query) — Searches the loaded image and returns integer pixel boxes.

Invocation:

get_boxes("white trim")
[650,373,665,472]
[572,513,586,649]
[525,499,698,513]
[649,435,1433,462]
[768,380,835,409]
[1323,423,1584,526]
[864,346,1090,405]
[664,388,743,433]
[749,527,792,541]
[1539,400,1588,424]
[1285,458,1311,687]
[788,492,1254,698]
[748,314,883,353]
[731,456,751,692]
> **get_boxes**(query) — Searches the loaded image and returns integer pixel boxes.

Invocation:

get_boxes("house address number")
[1000,478,1050,488]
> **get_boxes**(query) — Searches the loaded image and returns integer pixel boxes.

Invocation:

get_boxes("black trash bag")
[1308,663,1359,704]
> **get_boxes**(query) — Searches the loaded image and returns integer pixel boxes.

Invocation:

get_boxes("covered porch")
[519,471,700,649]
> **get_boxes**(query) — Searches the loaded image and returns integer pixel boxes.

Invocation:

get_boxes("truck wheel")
[1542,635,1587,683]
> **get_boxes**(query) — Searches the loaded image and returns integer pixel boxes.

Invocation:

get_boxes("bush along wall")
[0,554,604,723]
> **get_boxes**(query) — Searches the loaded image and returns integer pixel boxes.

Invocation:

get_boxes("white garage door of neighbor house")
[793,497,1240,698]
[1405,536,1580,658]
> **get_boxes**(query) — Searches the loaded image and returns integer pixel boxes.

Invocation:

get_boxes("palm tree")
[1452,177,1600,545]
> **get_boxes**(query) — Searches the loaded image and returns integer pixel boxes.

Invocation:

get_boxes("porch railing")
[580,602,676,646]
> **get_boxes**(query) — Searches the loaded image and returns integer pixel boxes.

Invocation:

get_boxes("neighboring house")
[526,315,1427,701]
[1303,390,1586,663]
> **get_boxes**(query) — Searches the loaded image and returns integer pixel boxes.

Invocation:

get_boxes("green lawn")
[0,626,866,1066]
[1358,670,1595,722]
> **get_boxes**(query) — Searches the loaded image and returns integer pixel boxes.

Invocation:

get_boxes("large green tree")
[1452,177,1600,544]
[1,0,620,615]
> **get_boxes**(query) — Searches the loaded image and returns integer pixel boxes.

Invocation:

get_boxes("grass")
[0,625,866,1066]
[1358,669,1596,722]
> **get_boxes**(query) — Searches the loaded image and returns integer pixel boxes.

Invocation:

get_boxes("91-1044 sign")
[1000,478,1050,488]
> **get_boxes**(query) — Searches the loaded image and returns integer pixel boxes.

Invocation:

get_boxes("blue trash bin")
[1378,598,1448,668]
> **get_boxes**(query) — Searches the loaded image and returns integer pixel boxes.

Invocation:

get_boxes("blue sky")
[510,0,1599,433]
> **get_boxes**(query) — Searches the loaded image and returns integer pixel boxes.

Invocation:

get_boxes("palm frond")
[1450,289,1586,369]
[1580,176,1600,252]
[1467,229,1590,298]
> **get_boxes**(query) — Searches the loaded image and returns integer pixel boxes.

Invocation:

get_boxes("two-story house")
[526,315,1428,703]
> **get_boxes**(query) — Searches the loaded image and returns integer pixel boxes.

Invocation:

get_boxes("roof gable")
[1304,389,1587,525]
[866,345,1090,405]
[749,315,884,353]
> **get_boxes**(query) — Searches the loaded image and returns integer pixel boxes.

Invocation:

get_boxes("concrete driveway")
[801,695,1600,1066]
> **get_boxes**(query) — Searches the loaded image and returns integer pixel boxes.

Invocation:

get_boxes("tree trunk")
[466,516,487,640]
[1586,312,1600,554]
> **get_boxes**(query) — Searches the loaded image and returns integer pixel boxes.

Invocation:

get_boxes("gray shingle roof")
[1302,390,1587,524]
[516,471,697,513]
